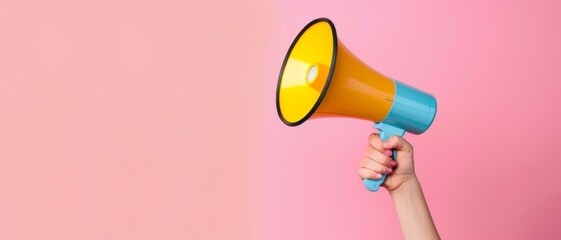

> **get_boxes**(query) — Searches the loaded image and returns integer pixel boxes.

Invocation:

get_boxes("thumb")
[382,135,413,153]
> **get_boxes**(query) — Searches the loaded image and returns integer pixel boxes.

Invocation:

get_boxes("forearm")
[390,177,440,240]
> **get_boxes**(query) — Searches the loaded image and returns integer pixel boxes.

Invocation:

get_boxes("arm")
[390,177,439,240]
[359,134,440,240]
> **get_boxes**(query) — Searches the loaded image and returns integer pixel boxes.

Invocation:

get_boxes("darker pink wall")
[259,1,561,239]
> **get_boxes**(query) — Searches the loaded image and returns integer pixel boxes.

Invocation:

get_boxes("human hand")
[358,133,417,193]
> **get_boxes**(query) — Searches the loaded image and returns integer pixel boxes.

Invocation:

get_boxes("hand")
[359,133,440,239]
[358,133,417,193]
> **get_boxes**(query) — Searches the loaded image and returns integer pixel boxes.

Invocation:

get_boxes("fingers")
[368,133,394,159]
[360,133,411,180]
[364,145,393,167]
[358,168,382,180]
[360,156,393,174]
[382,135,413,153]
[368,133,385,152]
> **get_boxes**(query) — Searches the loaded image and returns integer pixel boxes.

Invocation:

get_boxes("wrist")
[389,175,421,198]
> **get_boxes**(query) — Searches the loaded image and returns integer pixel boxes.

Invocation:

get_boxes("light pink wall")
[259,1,561,239]
[1,0,561,240]
[0,1,267,239]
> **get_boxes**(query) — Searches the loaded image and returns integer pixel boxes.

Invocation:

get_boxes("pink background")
[1,0,560,239]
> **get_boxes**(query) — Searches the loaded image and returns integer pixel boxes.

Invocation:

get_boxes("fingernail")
[385,150,393,156]
[382,142,389,148]
[389,161,397,167]
[375,173,382,179]
[386,168,393,173]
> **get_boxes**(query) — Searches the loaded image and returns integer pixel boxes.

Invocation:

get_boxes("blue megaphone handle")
[363,122,406,192]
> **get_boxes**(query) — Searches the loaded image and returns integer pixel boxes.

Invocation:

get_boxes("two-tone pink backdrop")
[1,0,560,239]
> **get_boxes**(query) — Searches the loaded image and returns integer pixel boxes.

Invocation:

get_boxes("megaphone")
[276,18,437,192]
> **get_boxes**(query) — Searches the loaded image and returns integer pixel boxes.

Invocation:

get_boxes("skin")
[359,133,440,240]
